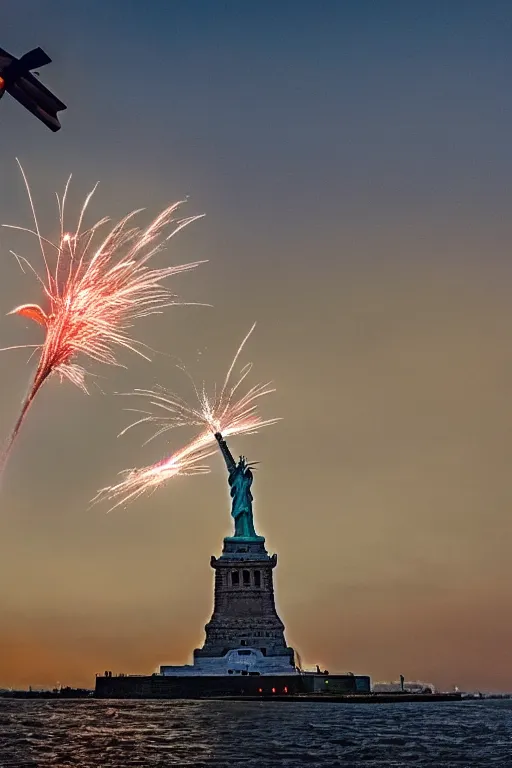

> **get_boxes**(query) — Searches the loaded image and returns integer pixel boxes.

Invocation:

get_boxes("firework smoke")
[0,161,204,469]
[95,323,279,510]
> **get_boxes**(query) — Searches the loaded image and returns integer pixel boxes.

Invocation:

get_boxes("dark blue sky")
[3,1,512,224]
[2,1,512,690]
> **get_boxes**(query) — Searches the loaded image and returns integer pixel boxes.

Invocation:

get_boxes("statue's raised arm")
[215,432,237,474]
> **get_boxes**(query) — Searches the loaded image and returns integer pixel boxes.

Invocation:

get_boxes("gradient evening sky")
[1,0,512,691]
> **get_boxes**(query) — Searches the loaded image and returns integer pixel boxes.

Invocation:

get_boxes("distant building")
[373,680,436,694]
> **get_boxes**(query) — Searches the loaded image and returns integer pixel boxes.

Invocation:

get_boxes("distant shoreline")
[0,690,465,703]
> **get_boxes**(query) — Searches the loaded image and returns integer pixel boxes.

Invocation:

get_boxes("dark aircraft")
[0,46,66,132]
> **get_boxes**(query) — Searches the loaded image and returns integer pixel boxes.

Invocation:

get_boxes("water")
[0,698,511,767]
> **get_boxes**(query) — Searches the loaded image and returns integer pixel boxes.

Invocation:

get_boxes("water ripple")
[0,698,511,767]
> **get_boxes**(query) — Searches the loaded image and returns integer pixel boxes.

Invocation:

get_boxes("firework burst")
[95,323,279,510]
[94,434,216,510]
[0,161,205,468]
[123,323,279,442]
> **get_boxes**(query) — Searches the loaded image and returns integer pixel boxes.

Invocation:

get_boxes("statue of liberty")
[214,432,259,538]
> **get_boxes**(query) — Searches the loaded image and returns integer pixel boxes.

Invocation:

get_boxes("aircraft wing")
[7,71,66,132]
[0,46,52,75]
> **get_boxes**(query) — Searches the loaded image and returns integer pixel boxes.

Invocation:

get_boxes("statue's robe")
[229,466,257,538]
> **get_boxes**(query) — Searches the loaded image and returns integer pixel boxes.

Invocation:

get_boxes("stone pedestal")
[193,536,295,668]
